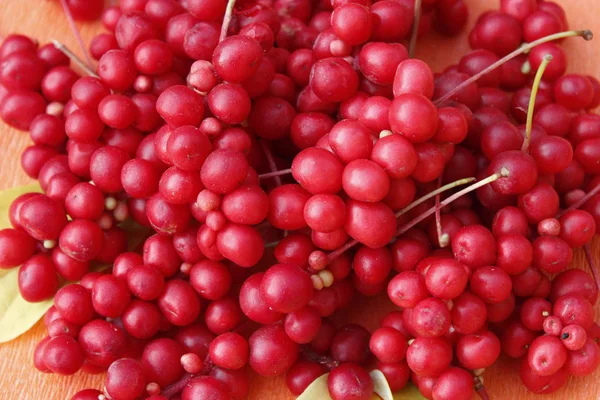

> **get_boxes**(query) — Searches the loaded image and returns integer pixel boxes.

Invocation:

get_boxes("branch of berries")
[1,0,600,399]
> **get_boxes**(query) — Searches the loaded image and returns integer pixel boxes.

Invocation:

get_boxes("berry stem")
[258,168,292,179]
[522,54,553,153]
[58,0,94,69]
[323,177,477,265]
[584,244,600,296]
[259,140,282,187]
[51,40,98,78]
[434,176,449,247]
[473,376,491,400]
[396,173,504,237]
[556,182,600,218]
[219,0,238,42]
[326,238,359,264]
[435,29,593,105]
[264,240,280,248]
[160,358,213,397]
[161,373,193,398]
[408,0,423,58]
[395,177,476,218]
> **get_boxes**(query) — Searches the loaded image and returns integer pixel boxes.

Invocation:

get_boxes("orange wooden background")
[1,0,600,399]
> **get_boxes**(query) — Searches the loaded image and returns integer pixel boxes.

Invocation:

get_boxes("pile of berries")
[0,0,600,399]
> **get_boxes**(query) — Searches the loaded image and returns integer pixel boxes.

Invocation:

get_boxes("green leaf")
[296,372,331,400]
[0,183,41,228]
[0,183,42,281]
[0,268,53,343]
[296,370,426,400]
[0,183,148,343]
[371,369,426,400]
[371,369,394,400]
[392,385,426,400]
[0,183,51,343]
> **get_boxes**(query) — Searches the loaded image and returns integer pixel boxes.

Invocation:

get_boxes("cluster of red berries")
[0,0,600,399]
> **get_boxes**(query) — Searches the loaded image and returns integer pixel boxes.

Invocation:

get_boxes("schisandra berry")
[3,2,600,400]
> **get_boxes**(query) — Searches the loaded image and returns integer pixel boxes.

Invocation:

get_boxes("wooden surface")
[1,0,600,399]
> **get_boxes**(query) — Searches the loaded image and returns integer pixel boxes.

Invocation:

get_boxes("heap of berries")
[1,0,600,399]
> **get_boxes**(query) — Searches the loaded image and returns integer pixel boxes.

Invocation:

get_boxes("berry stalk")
[324,177,477,265]
[584,244,600,293]
[396,172,505,236]
[557,182,600,217]
[408,0,423,58]
[219,0,238,42]
[326,238,358,264]
[259,168,292,180]
[161,373,194,398]
[395,177,476,218]
[474,376,491,400]
[259,140,283,187]
[522,54,553,152]
[58,0,94,69]
[327,175,476,264]
[436,29,593,105]
[435,176,448,247]
[51,40,98,77]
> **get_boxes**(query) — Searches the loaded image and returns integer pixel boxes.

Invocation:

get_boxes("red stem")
[160,359,214,398]
[58,0,94,69]
[408,0,422,58]
[556,182,600,218]
[474,377,491,400]
[326,238,358,264]
[258,168,292,179]
[584,244,600,294]
[394,177,475,218]
[161,374,193,398]
[435,29,592,105]
[323,176,478,264]
[395,173,501,237]
[259,140,282,187]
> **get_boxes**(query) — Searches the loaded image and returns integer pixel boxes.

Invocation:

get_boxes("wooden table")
[1,0,600,399]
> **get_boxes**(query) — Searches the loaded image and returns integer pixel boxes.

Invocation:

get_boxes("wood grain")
[1,0,600,399]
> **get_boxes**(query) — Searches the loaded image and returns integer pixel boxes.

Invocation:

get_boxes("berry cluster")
[0,0,599,399]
